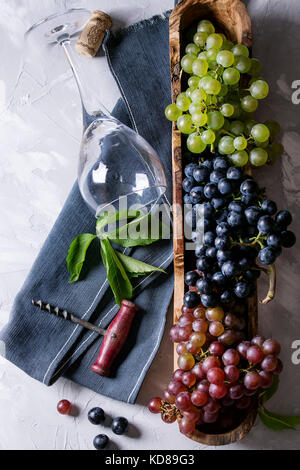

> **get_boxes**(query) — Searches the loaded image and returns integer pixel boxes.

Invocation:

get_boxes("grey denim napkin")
[0,10,174,404]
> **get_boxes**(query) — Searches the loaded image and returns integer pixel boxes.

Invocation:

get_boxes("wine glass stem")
[60,39,110,126]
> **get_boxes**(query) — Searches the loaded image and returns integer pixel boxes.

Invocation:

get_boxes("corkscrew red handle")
[91,300,139,377]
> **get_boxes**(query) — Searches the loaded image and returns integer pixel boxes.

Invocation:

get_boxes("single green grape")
[264,120,281,142]
[191,88,207,103]
[234,136,247,150]
[240,95,258,113]
[206,48,219,62]
[249,76,263,86]
[181,54,196,74]
[230,120,245,136]
[230,150,249,166]
[186,86,197,98]
[189,102,203,115]
[193,32,208,47]
[250,80,269,99]
[206,33,223,50]
[185,43,200,56]
[244,119,257,136]
[165,103,182,121]
[198,51,208,60]
[191,112,208,126]
[197,19,215,34]
[249,58,262,76]
[223,67,240,85]
[187,132,206,153]
[198,75,212,90]
[234,55,251,73]
[201,129,216,144]
[218,135,235,154]
[221,39,234,50]
[219,84,228,97]
[207,110,224,130]
[220,103,234,117]
[251,123,270,142]
[192,58,209,77]
[249,147,268,166]
[202,76,221,95]
[176,92,191,112]
[177,114,194,134]
[231,44,249,57]
[216,50,234,67]
[188,76,201,88]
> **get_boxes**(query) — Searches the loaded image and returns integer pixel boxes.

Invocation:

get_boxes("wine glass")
[24,8,167,218]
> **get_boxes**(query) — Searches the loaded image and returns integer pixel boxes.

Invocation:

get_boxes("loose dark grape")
[244,206,261,225]
[258,247,276,265]
[212,197,228,210]
[196,277,213,294]
[234,281,251,298]
[93,434,109,450]
[185,270,199,286]
[221,260,239,278]
[261,199,277,216]
[88,407,105,425]
[215,210,229,224]
[201,293,218,308]
[212,271,227,286]
[206,246,217,259]
[228,201,245,214]
[241,193,258,206]
[195,245,207,258]
[215,235,230,250]
[202,159,213,170]
[193,166,210,183]
[185,163,198,178]
[257,215,275,235]
[210,169,226,184]
[196,256,211,273]
[240,179,258,194]
[182,177,195,193]
[204,231,215,246]
[245,269,261,281]
[184,194,192,204]
[204,182,219,199]
[184,291,200,308]
[227,211,245,228]
[216,222,231,236]
[280,230,296,248]
[217,249,232,264]
[266,233,281,249]
[214,157,229,170]
[275,210,292,228]
[227,166,243,181]
[218,178,233,195]
[111,417,129,435]
[190,186,205,204]
[220,290,234,304]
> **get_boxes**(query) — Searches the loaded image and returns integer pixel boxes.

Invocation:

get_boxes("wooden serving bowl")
[169,0,258,445]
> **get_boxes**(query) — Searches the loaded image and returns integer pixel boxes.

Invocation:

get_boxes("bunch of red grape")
[148,302,282,436]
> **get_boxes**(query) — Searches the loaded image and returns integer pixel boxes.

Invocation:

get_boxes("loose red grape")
[244,371,262,390]
[170,325,180,343]
[197,379,210,394]
[229,383,244,400]
[182,371,197,387]
[261,354,278,372]
[163,390,175,404]
[251,335,265,348]
[190,332,206,347]
[175,391,192,411]
[236,396,251,410]
[178,353,195,371]
[181,305,195,315]
[237,341,251,359]
[222,349,240,366]
[57,399,72,415]
[192,319,208,333]
[178,325,193,341]
[191,390,208,407]
[186,342,201,355]
[147,397,163,413]
[183,406,201,423]
[246,345,264,364]
[209,383,228,399]
[202,356,221,374]
[193,306,206,319]
[273,358,283,375]
[168,380,187,396]
[262,338,281,356]
[192,363,206,380]
[179,417,196,434]
[224,365,240,383]
[173,369,184,382]
[259,370,274,389]
[207,367,225,385]
[178,313,194,326]
[218,329,238,346]
[209,341,225,356]
[205,306,224,322]
[176,342,188,355]
[209,321,225,337]
[204,398,221,414]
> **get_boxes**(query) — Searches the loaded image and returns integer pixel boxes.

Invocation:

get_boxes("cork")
[75,10,112,57]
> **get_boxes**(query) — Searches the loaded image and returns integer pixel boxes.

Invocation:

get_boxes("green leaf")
[67,234,97,283]
[96,210,139,236]
[258,407,300,431]
[116,251,166,278]
[260,375,279,405]
[100,239,133,306]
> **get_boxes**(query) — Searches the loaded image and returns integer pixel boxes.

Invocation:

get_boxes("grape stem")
[260,263,276,304]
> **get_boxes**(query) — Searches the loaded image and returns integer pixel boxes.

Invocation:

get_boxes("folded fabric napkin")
[0,10,174,404]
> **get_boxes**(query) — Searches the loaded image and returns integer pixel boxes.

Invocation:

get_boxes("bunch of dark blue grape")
[183,154,296,309]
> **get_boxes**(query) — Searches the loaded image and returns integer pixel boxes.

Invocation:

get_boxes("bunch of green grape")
[165,19,283,167]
